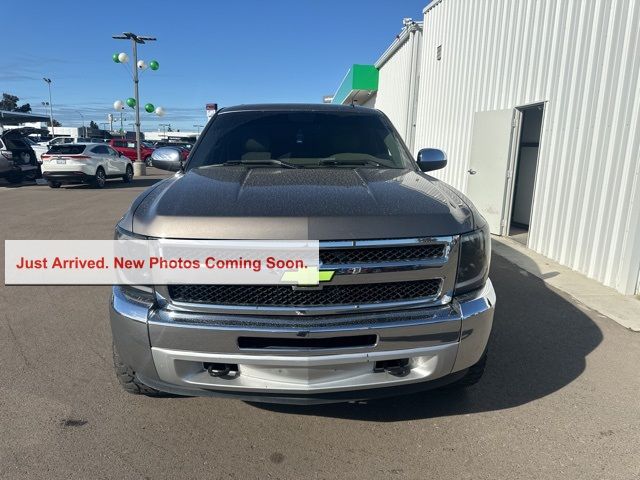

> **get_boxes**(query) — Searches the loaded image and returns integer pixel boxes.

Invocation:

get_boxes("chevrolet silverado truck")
[110,104,495,404]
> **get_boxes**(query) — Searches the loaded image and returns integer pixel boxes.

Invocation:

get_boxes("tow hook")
[204,362,239,378]
[373,359,411,377]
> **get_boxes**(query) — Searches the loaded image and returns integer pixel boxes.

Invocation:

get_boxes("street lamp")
[112,32,157,176]
[42,78,54,137]
[193,124,204,134]
[159,123,171,139]
[76,111,85,137]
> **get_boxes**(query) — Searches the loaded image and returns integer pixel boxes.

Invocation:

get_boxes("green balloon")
[149,60,159,71]
[144,103,155,113]
[112,53,120,63]
[126,97,136,108]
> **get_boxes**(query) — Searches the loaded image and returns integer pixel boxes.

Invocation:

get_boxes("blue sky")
[2,0,428,132]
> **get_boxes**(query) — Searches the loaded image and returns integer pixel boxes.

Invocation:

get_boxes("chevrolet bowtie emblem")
[280,267,334,285]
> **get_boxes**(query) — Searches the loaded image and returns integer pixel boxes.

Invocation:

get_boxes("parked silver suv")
[110,104,495,404]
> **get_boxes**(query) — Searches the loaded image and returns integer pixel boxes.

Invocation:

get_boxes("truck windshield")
[188,110,413,170]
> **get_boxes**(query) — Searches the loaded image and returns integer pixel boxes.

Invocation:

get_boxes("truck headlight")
[114,224,154,296]
[455,224,491,295]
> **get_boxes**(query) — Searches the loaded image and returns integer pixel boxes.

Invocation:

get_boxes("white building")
[333,0,640,295]
[143,130,199,142]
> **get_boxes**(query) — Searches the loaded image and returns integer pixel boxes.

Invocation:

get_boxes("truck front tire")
[445,350,487,390]
[112,343,162,396]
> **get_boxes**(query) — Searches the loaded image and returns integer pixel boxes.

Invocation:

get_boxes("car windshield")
[188,110,413,170]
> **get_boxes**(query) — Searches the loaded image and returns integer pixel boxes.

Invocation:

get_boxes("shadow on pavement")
[252,249,603,421]
[60,178,165,190]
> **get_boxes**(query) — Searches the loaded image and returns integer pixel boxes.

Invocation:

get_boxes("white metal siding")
[374,27,422,149]
[415,0,640,294]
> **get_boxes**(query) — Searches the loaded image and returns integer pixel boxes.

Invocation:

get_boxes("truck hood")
[127,167,477,240]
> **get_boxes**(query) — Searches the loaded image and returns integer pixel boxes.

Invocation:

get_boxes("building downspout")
[404,25,422,153]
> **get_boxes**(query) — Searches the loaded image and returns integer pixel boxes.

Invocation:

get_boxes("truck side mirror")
[416,148,447,172]
[151,147,183,172]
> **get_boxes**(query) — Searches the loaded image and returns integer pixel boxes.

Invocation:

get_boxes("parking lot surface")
[1,171,639,480]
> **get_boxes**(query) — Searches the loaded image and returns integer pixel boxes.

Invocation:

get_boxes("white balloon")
[137,60,147,70]
[113,100,124,111]
[118,52,129,63]
[155,106,165,117]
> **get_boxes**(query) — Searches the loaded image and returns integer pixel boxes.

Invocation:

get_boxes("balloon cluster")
[112,53,164,116]
[113,99,165,116]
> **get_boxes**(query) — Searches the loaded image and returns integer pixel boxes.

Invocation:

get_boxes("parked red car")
[108,139,155,164]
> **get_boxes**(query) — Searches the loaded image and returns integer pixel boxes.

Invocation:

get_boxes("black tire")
[48,181,61,188]
[145,156,153,167]
[122,164,133,183]
[444,351,487,390]
[113,343,162,396]
[92,167,106,189]
[7,171,22,184]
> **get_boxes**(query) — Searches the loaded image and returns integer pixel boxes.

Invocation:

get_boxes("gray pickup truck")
[110,104,495,404]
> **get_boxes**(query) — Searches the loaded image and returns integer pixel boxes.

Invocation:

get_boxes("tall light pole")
[76,111,85,137]
[42,78,54,137]
[193,124,204,135]
[112,32,156,176]
[159,123,171,140]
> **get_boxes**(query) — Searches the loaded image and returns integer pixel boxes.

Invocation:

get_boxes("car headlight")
[114,224,154,296]
[455,224,491,295]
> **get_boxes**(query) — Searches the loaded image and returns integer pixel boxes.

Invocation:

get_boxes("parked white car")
[25,137,48,163]
[41,143,133,188]
[38,136,91,147]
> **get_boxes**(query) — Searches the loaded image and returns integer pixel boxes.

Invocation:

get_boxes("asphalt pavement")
[1,170,639,479]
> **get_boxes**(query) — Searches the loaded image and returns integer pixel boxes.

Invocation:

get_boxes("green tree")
[0,93,31,112]
[15,103,31,113]
[89,120,99,129]
[52,119,62,127]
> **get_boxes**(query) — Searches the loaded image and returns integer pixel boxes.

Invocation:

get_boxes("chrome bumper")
[110,280,495,401]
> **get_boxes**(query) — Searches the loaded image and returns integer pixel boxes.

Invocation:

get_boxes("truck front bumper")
[110,280,495,404]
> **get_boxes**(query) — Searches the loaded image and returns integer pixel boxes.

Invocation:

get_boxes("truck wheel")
[112,343,162,396]
[445,351,487,390]
[48,181,61,188]
[122,164,133,183]
[92,167,106,188]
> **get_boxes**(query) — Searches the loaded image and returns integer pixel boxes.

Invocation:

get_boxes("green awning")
[332,64,378,105]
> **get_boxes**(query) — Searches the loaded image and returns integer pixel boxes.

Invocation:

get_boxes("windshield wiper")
[222,159,300,169]
[317,158,384,168]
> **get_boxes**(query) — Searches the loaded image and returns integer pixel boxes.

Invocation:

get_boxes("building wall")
[373,23,422,151]
[414,0,640,294]
[144,131,199,141]
[359,93,377,108]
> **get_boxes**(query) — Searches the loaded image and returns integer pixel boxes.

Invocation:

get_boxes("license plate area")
[237,334,377,350]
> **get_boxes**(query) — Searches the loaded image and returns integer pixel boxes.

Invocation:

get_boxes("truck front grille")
[168,279,442,307]
[320,244,445,265]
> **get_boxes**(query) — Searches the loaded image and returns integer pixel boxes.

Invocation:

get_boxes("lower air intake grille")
[168,279,442,307]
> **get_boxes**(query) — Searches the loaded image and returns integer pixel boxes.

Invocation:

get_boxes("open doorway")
[508,103,544,245]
